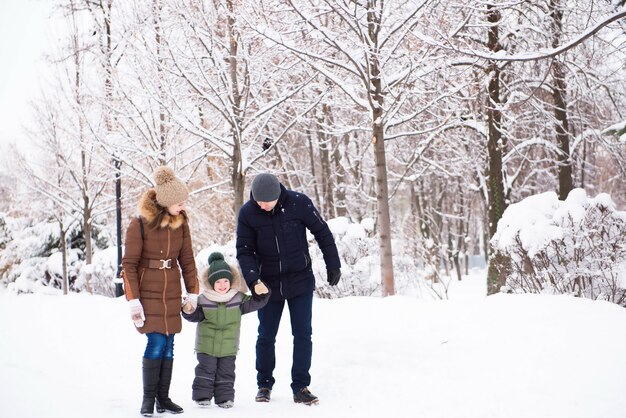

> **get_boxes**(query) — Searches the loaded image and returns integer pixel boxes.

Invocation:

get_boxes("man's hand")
[251,280,269,301]
[327,268,341,286]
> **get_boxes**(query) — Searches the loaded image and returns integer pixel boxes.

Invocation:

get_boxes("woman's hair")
[147,201,188,230]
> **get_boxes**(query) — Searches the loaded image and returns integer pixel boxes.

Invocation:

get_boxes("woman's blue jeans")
[144,332,175,360]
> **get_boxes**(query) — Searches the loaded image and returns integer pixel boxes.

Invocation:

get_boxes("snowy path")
[1,273,625,418]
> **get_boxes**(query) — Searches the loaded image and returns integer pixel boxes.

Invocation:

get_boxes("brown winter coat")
[122,189,199,335]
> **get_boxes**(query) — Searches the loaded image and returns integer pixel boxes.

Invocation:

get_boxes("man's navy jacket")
[236,184,341,300]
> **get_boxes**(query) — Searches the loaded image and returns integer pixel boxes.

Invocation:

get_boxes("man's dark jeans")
[256,291,313,393]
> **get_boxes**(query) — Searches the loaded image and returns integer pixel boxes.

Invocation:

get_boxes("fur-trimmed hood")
[138,188,186,230]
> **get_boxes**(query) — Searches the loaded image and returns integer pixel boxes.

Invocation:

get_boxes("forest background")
[0,0,625,300]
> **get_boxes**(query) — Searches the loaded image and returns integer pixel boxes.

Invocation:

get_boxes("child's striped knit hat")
[207,252,233,286]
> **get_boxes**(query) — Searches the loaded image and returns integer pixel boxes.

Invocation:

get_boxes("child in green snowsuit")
[182,252,269,408]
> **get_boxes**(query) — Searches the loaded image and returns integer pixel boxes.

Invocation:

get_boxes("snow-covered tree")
[145,0,313,215]
[253,0,454,296]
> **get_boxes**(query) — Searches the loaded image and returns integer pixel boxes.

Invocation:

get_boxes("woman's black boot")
[155,359,184,414]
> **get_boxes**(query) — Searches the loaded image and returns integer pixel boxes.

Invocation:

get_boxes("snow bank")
[491,189,626,305]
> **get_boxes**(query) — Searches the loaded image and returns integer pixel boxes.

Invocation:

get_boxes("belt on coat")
[141,259,173,269]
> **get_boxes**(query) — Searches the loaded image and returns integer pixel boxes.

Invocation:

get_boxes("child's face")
[214,278,231,294]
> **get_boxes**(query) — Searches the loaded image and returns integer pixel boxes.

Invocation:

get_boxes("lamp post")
[114,156,124,297]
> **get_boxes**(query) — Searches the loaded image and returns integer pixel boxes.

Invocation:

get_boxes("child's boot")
[217,400,234,408]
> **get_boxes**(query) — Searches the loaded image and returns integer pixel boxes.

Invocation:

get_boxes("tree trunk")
[320,101,338,218]
[449,232,462,281]
[232,167,245,217]
[414,180,439,284]
[307,121,322,207]
[333,134,348,217]
[373,127,395,296]
[368,2,394,296]
[102,0,113,136]
[485,4,508,295]
[448,183,466,281]
[83,203,93,294]
[319,131,333,218]
[115,159,123,295]
[227,0,245,215]
[72,2,92,294]
[549,0,573,200]
[99,0,124,297]
[580,137,587,188]
[60,222,68,295]
[456,183,467,280]
[154,0,167,165]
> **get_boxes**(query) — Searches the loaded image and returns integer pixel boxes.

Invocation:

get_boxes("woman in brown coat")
[122,166,199,417]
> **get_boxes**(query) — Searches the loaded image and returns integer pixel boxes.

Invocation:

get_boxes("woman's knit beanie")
[153,166,189,208]
[251,173,281,202]
[208,252,233,286]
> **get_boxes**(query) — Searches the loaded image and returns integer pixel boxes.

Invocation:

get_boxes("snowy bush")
[0,215,112,295]
[309,217,378,298]
[190,217,440,299]
[83,247,119,297]
[309,217,427,298]
[490,189,626,306]
[193,216,435,299]
[1,218,63,292]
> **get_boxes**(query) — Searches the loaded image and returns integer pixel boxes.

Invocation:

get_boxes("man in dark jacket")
[236,173,341,405]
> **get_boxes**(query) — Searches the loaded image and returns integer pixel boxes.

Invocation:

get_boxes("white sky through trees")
[0,0,51,170]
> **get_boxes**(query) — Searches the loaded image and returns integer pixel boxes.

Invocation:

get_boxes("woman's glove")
[129,299,145,328]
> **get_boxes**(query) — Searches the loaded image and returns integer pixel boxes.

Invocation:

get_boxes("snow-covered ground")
[1,269,625,418]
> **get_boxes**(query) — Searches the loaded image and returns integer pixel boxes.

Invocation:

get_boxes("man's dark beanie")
[251,173,281,202]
